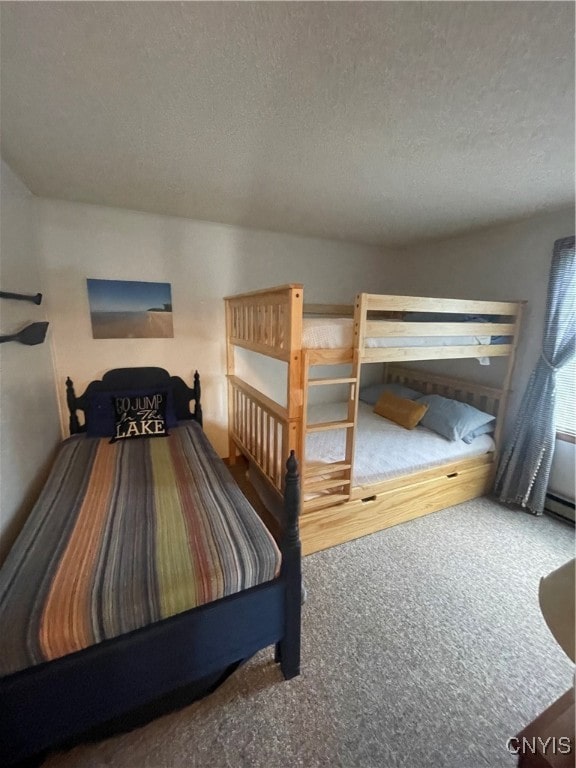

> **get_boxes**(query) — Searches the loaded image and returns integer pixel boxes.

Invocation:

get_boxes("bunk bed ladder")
[301,350,360,513]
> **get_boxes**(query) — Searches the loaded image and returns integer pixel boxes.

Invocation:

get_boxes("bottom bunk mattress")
[306,401,495,489]
[0,421,281,679]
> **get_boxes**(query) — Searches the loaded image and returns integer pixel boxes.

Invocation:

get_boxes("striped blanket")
[0,423,281,678]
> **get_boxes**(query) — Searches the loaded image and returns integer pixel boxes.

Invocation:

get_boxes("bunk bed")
[224,285,524,555]
[0,367,301,768]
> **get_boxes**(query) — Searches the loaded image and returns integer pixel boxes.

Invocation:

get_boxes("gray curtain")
[495,235,576,513]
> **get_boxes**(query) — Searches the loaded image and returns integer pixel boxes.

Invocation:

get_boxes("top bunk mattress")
[306,401,495,489]
[302,317,495,350]
[0,421,281,678]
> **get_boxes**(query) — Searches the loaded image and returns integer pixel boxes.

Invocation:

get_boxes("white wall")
[0,162,61,564]
[548,439,576,503]
[36,198,392,456]
[390,207,575,501]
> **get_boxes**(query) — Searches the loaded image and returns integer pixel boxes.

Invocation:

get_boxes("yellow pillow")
[373,391,429,430]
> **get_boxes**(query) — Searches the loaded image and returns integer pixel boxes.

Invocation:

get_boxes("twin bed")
[0,367,301,767]
[225,285,525,554]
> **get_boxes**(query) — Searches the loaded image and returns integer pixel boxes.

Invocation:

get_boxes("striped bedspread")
[0,422,281,678]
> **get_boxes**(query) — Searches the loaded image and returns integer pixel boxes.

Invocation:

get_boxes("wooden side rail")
[364,321,517,338]
[228,375,291,493]
[358,293,523,316]
[360,344,513,363]
[225,286,304,475]
[354,293,523,365]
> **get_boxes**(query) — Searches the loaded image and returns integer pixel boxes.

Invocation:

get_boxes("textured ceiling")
[1,2,574,246]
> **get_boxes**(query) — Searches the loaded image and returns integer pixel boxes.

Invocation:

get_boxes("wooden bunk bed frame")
[224,285,524,555]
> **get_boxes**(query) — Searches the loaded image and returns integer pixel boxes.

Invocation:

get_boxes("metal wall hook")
[0,322,49,345]
[0,291,43,305]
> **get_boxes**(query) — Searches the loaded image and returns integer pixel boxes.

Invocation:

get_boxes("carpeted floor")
[43,497,574,768]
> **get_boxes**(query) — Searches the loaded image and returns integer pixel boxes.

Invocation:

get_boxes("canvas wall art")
[87,279,174,339]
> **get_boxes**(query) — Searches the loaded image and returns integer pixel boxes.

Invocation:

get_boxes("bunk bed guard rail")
[225,285,304,494]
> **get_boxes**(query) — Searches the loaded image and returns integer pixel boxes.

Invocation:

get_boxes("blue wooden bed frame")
[0,368,301,767]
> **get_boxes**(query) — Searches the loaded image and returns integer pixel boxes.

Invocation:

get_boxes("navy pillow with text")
[110,391,169,442]
[86,387,177,437]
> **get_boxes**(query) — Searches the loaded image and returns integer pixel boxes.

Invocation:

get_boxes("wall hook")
[0,291,43,305]
[0,322,49,345]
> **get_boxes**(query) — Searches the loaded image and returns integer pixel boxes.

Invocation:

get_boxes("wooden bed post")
[286,287,304,469]
[347,292,367,487]
[276,450,301,679]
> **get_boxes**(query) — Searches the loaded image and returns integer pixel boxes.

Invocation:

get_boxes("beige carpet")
[43,497,574,768]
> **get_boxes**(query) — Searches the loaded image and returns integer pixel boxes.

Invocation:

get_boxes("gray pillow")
[417,394,495,441]
[462,422,495,444]
[359,382,421,406]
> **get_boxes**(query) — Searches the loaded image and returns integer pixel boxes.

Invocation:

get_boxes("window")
[555,356,576,442]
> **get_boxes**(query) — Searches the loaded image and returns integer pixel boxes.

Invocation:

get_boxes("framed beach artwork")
[86,279,174,339]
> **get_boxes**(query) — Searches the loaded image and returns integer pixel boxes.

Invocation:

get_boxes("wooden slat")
[258,408,264,466]
[273,417,279,486]
[267,303,274,346]
[360,344,513,363]
[308,377,357,386]
[363,294,522,316]
[250,400,256,454]
[225,299,237,464]
[364,321,516,338]
[304,348,354,364]
[306,420,354,432]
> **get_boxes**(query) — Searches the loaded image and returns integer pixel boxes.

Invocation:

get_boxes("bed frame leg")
[278,451,301,680]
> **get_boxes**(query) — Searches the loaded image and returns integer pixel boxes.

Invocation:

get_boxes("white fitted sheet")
[306,401,495,489]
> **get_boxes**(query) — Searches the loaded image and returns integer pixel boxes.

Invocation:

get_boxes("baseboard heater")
[545,492,575,523]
